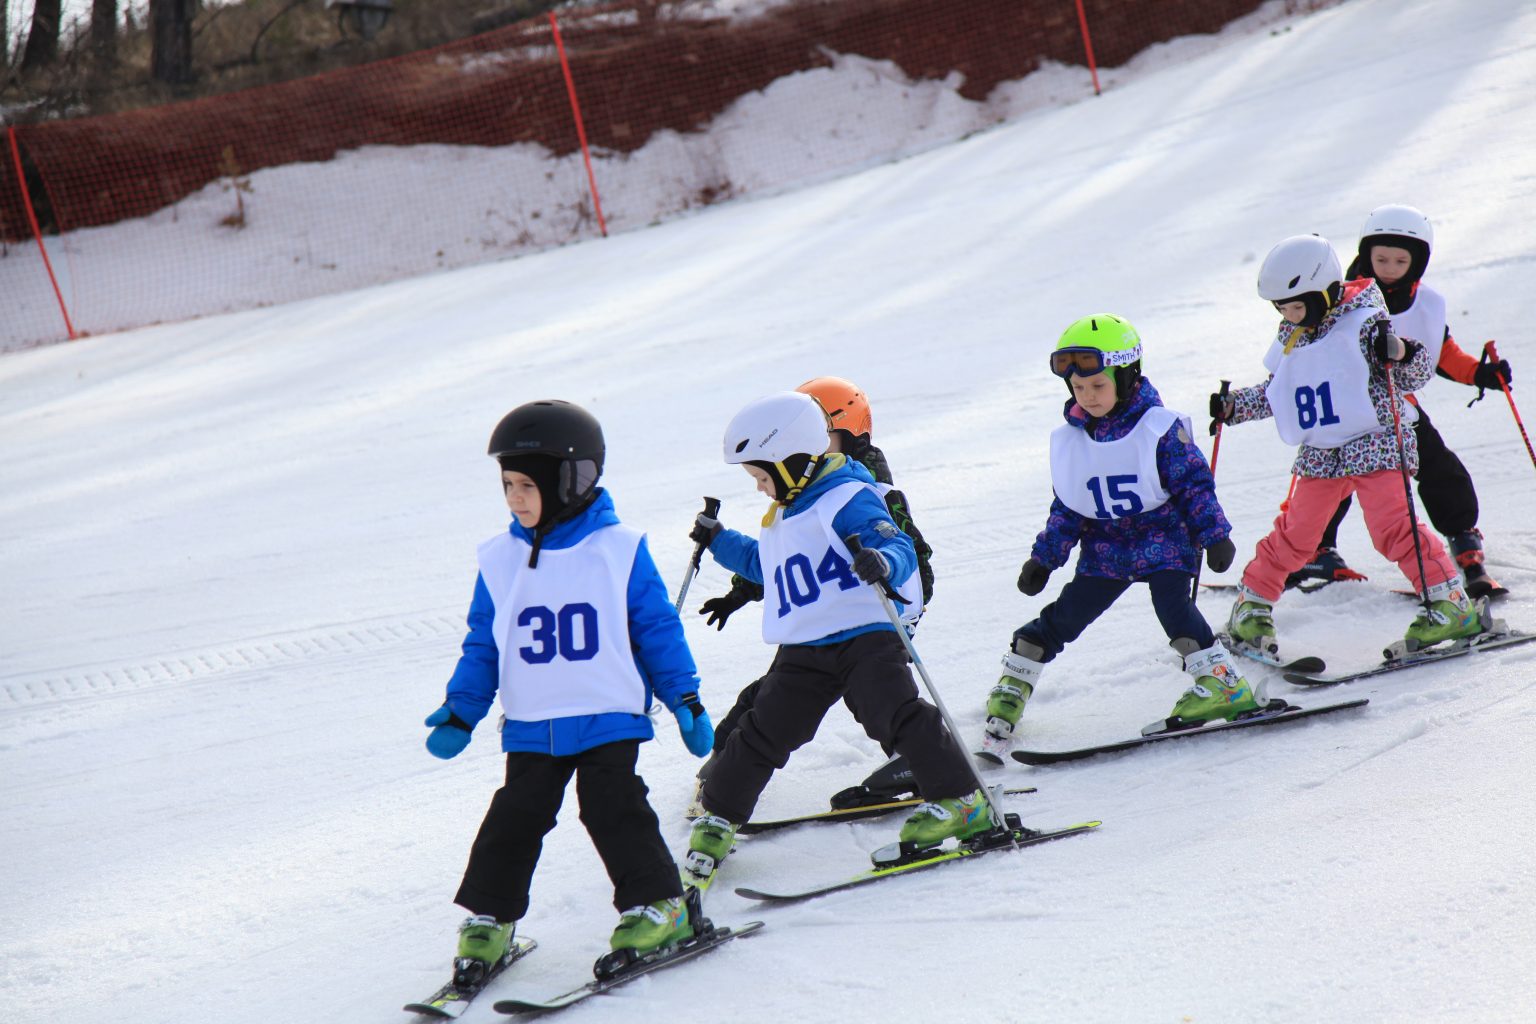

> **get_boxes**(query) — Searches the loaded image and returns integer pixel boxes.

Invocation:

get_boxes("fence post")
[549,11,608,238]
[1073,0,1102,96]
[7,126,77,341]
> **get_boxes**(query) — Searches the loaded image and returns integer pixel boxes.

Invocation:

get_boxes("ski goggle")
[1049,346,1139,379]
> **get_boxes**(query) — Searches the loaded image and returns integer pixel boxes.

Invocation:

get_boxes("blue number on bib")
[771,546,864,618]
[1085,474,1144,519]
[517,603,600,663]
[1294,381,1341,430]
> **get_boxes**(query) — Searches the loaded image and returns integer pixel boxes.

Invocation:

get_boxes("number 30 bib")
[1049,406,1183,521]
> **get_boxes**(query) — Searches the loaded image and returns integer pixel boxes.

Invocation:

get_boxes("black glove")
[852,546,891,584]
[1017,558,1050,596]
[698,581,758,630]
[689,511,722,547]
[1474,358,1512,391]
[1208,392,1235,436]
[1371,323,1415,364]
[1205,537,1236,573]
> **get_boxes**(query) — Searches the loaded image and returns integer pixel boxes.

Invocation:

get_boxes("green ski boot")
[1226,588,1278,657]
[609,896,691,954]
[681,814,737,887]
[1403,576,1482,650]
[1164,638,1264,728]
[898,789,992,848]
[454,914,515,985]
[978,637,1044,763]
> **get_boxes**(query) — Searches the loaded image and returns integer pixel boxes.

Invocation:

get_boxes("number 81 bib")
[1262,306,1382,449]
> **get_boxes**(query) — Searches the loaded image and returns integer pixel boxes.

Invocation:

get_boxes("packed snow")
[3,1,1536,1022]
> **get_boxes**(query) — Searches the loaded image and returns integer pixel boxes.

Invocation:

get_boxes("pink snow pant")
[1240,470,1457,603]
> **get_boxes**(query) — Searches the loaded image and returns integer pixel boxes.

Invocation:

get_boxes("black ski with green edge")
[405,938,538,1018]
[1284,629,1536,686]
[736,788,1036,835]
[733,818,1100,904]
[492,909,761,1016]
[1009,698,1368,766]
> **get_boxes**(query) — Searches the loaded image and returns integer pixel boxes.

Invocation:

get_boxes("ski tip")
[972,750,1004,766]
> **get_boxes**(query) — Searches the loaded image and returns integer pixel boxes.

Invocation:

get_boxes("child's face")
[1276,300,1309,325]
[1070,371,1118,417]
[1370,244,1414,286]
[502,470,543,528]
[743,464,776,498]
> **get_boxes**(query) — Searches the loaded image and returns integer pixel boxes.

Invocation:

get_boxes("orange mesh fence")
[2,0,1280,349]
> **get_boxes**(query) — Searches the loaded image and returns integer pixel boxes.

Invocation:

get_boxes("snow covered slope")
[3,1,1535,1021]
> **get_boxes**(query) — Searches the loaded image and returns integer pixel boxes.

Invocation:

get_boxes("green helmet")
[1050,314,1144,401]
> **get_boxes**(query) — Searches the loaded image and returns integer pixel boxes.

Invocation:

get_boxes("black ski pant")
[1016,570,1212,663]
[1319,403,1479,547]
[699,629,974,824]
[455,739,681,922]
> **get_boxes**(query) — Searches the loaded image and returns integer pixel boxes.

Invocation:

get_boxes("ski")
[736,789,1036,835]
[1216,633,1326,675]
[405,938,538,1018]
[1008,698,1368,765]
[1201,579,1338,595]
[492,922,762,1015]
[733,818,1100,904]
[1284,629,1536,687]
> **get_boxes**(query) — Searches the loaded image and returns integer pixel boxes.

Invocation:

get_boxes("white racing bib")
[1048,406,1184,520]
[757,481,923,645]
[1387,282,1448,369]
[476,525,648,722]
[1262,305,1383,449]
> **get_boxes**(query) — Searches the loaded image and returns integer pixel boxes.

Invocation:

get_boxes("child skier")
[1210,234,1482,656]
[1285,205,1513,598]
[423,399,716,983]
[979,314,1251,760]
[691,376,936,812]
[681,391,982,881]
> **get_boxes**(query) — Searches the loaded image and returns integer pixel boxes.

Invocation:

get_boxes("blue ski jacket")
[1032,377,1231,580]
[706,454,916,646]
[442,489,702,756]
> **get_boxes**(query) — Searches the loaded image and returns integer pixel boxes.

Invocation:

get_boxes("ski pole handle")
[844,534,902,602]
[674,496,722,614]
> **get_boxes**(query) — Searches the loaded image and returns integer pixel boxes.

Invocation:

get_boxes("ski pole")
[845,536,1012,837]
[1483,341,1536,474]
[674,496,722,613]
[1191,379,1230,601]
[1383,364,1433,613]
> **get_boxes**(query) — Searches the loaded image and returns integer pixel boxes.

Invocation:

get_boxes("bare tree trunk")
[151,0,195,85]
[92,0,118,66]
[21,0,62,71]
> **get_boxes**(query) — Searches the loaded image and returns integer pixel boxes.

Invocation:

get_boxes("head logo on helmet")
[723,392,831,503]
[1050,314,1144,402]
[1257,234,1344,328]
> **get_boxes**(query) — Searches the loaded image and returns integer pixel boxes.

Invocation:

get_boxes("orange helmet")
[796,376,872,439]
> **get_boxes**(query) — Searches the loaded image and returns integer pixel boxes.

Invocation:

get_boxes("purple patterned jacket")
[1031,377,1232,580]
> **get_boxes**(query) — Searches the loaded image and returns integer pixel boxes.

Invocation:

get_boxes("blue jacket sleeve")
[444,573,500,728]
[831,488,917,587]
[627,536,703,712]
[1031,497,1085,570]
[708,527,763,584]
[1158,420,1232,550]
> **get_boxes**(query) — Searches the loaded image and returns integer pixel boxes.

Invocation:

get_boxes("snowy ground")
[4,0,1536,1022]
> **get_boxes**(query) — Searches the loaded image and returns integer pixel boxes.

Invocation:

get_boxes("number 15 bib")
[1049,406,1183,521]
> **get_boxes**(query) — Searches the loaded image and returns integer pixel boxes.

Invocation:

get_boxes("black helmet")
[488,400,605,509]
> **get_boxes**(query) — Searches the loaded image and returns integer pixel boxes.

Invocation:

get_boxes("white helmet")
[1257,234,1343,301]
[723,392,830,465]
[1360,203,1434,253]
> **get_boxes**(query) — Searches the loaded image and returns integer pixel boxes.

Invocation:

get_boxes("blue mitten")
[672,694,715,758]
[424,704,473,760]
